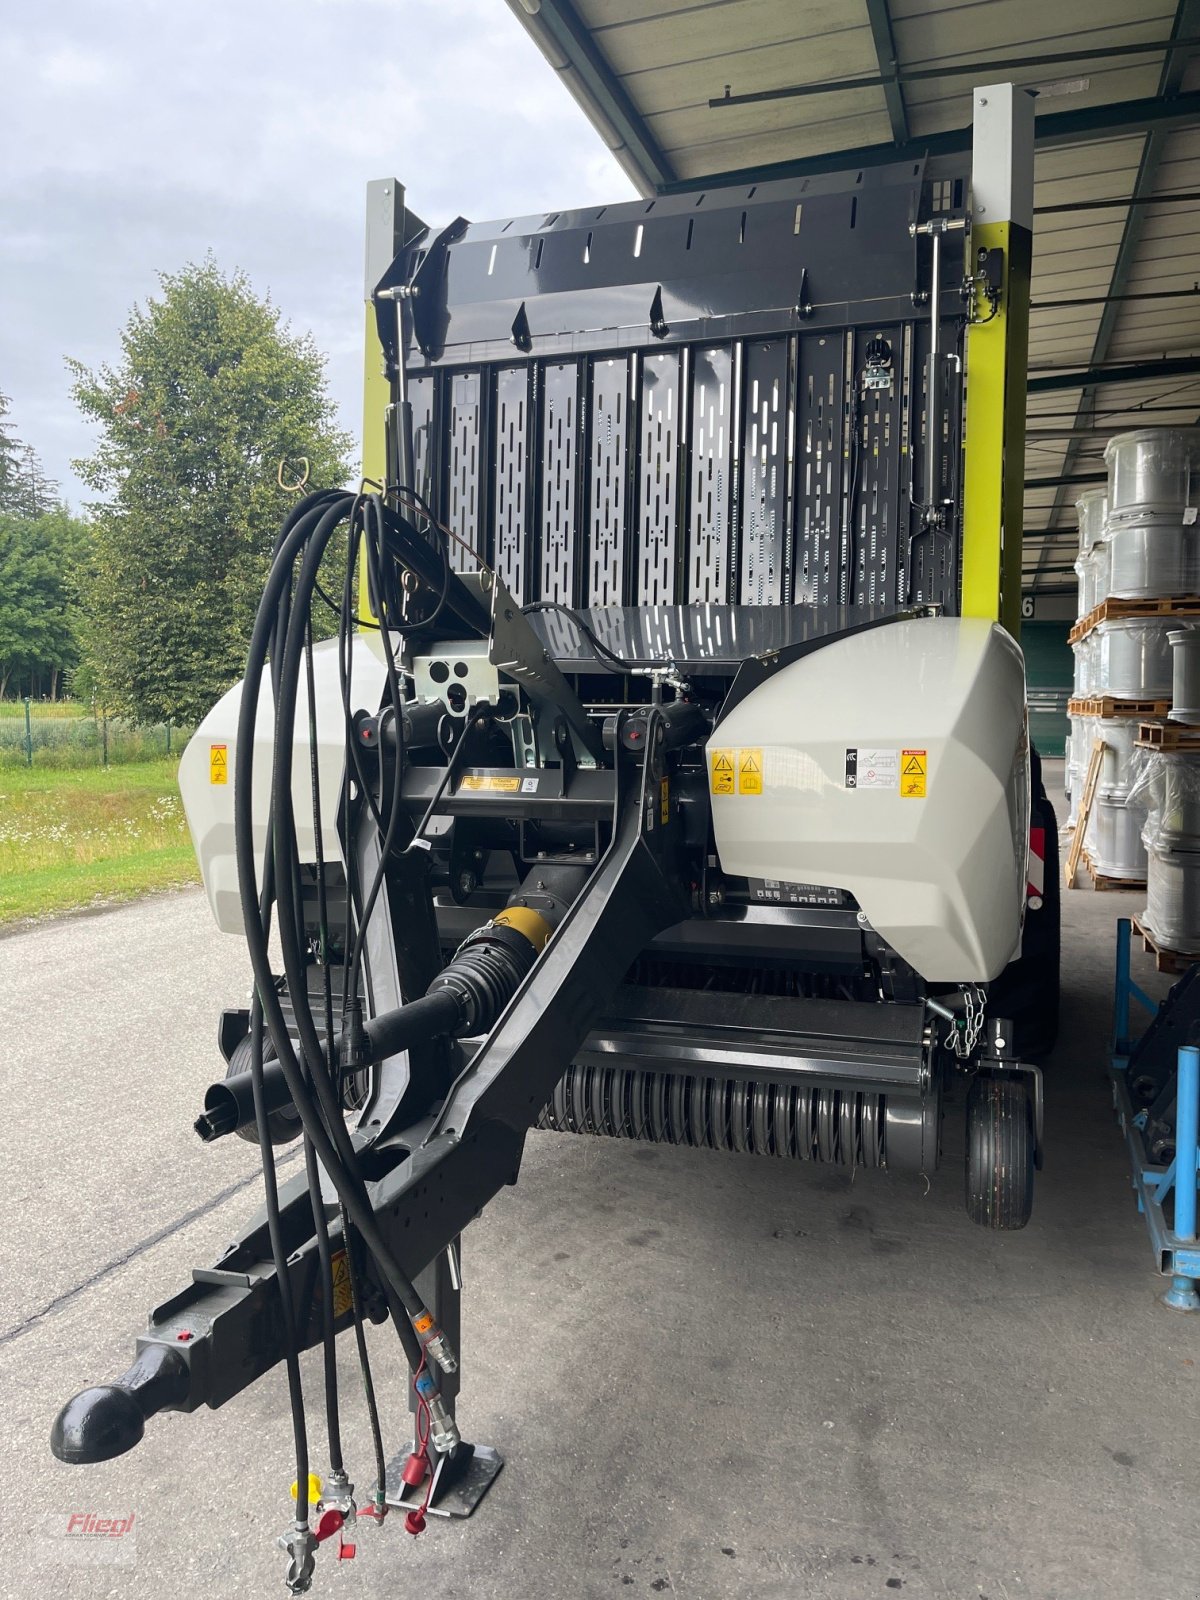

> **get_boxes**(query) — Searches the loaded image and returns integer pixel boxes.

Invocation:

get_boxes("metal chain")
[945,986,987,1060]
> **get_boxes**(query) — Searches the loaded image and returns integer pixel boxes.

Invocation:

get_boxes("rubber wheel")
[226,1035,302,1148]
[965,1073,1035,1230]
[988,746,1061,1059]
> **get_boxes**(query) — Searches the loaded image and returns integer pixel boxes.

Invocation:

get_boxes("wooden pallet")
[1064,739,1103,889]
[1069,696,1171,719]
[1136,720,1200,752]
[1132,913,1200,975]
[1069,595,1200,645]
[1082,848,1145,892]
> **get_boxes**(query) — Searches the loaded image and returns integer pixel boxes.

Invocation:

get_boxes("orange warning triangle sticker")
[740,752,760,772]
[714,753,733,772]
[902,754,925,775]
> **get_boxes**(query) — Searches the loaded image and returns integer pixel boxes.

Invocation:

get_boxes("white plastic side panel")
[178,636,389,934]
[708,617,1028,982]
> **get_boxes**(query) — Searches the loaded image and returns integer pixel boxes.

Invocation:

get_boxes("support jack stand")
[383,1440,504,1520]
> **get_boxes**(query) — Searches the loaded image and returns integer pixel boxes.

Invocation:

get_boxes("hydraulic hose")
[234,494,427,1373]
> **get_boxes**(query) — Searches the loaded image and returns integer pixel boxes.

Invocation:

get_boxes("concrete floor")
[2,758,1198,1600]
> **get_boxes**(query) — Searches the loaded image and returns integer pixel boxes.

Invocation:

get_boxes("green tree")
[69,258,352,724]
[0,509,89,698]
[0,393,22,511]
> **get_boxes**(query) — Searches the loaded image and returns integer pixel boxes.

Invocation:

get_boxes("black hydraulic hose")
[302,615,343,1479]
[343,498,413,1013]
[234,496,426,1373]
[521,600,635,674]
[250,996,311,1527]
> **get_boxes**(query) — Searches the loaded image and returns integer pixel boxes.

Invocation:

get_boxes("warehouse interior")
[28,3,1200,1597]
[510,0,1200,755]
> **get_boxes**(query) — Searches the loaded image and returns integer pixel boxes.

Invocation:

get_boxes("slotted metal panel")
[848,325,905,611]
[493,365,533,602]
[407,373,438,513]
[446,371,486,572]
[395,165,968,623]
[538,362,582,603]
[636,350,684,605]
[586,356,633,605]
[687,345,735,602]
[794,333,846,610]
[739,339,792,605]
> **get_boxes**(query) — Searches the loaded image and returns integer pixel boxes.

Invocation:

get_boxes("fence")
[0,700,188,769]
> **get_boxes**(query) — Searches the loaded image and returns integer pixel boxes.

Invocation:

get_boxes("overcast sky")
[1,0,633,508]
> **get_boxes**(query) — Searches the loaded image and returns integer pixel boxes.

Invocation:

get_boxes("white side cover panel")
[708,617,1028,982]
[178,636,389,934]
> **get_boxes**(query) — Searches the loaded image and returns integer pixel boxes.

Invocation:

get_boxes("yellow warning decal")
[710,749,735,795]
[460,774,521,792]
[900,749,927,798]
[738,748,763,796]
[330,1250,353,1319]
[660,776,670,824]
[209,743,228,785]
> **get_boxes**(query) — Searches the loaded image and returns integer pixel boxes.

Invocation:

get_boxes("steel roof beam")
[503,0,675,196]
[864,0,909,144]
[709,35,1200,107]
[1028,357,1200,392]
[656,88,1200,193]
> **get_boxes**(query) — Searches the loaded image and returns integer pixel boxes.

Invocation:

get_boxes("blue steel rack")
[1110,918,1200,1311]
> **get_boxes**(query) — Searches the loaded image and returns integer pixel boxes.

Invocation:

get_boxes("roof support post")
[961,84,1035,637]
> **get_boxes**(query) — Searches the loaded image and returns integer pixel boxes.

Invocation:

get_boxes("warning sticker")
[660,776,670,824]
[330,1250,353,1319]
[209,743,228,785]
[901,749,928,798]
[738,749,763,796]
[460,774,521,793]
[710,749,735,795]
[846,748,898,790]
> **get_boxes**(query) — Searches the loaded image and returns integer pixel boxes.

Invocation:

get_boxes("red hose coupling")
[404,1509,427,1537]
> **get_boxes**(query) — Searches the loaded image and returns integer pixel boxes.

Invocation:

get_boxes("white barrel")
[1169,627,1200,725]
[1075,486,1109,552]
[1093,538,1112,605]
[1107,518,1195,599]
[1072,634,1100,697]
[1105,428,1200,519]
[1074,555,1096,618]
[1088,792,1148,881]
[1095,619,1175,699]
[1154,753,1200,849]
[1144,845,1200,951]
[1097,717,1139,794]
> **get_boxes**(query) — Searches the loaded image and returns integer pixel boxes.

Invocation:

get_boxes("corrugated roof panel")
[506,0,1200,587]
[617,32,883,119]
[589,0,865,80]
[657,100,894,174]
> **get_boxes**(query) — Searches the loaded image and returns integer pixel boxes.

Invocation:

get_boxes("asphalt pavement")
[2,773,1197,1599]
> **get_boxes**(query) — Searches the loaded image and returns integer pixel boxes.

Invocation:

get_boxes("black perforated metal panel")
[636,351,683,606]
[586,357,632,605]
[740,340,792,605]
[493,365,532,602]
[687,345,735,603]
[538,362,581,603]
[446,371,486,572]
[407,373,438,512]
[795,334,845,610]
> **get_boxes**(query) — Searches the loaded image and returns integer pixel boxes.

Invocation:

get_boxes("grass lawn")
[0,760,200,927]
